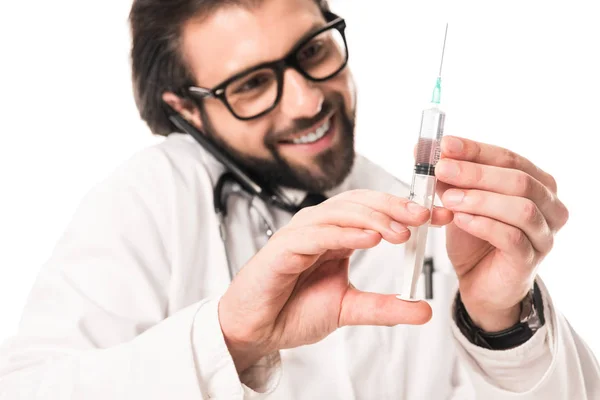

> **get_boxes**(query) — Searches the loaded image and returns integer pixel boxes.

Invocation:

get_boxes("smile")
[279,115,333,145]
[291,118,331,144]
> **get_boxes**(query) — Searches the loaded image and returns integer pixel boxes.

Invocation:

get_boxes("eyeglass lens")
[224,27,347,119]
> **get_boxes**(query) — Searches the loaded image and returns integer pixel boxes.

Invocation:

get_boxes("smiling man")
[160,0,357,193]
[1,0,599,399]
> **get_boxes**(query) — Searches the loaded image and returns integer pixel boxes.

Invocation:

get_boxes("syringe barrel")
[401,174,437,298]
[414,106,446,176]
[400,105,445,300]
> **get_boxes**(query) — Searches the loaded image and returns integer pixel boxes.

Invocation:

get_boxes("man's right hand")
[218,189,454,373]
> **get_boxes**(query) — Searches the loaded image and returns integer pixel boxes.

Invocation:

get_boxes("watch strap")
[455,281,545,350]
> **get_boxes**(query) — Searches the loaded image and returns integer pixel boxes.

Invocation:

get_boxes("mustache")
[266,101,335,144]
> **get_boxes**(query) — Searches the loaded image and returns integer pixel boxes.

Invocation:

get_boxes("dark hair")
[129,0,331,136]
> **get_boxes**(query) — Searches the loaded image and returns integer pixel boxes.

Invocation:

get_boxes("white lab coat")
[0,133,598,399]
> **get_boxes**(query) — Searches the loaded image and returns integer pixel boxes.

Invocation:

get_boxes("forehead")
[181,0,325,87]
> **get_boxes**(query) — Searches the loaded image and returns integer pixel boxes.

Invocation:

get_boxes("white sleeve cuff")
[240,352,282,396]
[191,298,282,399]
[451,278,555,393]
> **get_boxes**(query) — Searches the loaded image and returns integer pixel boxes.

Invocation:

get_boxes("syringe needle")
[438,23,449,78]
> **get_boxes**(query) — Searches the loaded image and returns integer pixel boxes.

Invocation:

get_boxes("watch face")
[520,289,542,331]
[519,291,534,322]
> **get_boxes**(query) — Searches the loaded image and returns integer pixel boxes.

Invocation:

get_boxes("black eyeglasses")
[187,12,348,121]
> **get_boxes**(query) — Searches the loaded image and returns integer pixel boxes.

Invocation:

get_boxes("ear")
[162,92,203,129]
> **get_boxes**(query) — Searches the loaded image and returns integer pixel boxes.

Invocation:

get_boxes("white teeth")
[292,119,331,144]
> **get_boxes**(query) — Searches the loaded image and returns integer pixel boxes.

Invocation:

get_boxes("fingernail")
[407,202,427,215]
[396,294,423,302]
[390,221,408,234]
[443,190,464,206]
[437,160,460,179]
[455,213,473,224]
[363,229,378,235]
[445,137,464,154]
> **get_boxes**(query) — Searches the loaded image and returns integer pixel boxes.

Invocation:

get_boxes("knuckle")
[557,202,570,228]
[508,228,527,248]
[382,192,399,213]
[472,164,484,185]
[547,174,558,193]
[504,149,519,168]
[383,192,396,206]
[544,232,555,252]
[367,208,385,225]
[515,172,533,196]
[290,207,311,225]
[288,251,309,268]
[270,226,293,246]
[561,205,570,226]
[346,189,369,201]
[525,248,537,267]
[521,200,539,224]
[549,196,569,231]
[294,207,311,219]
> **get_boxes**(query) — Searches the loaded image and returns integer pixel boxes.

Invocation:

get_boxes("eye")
[234,72,272,94]
[297,41,325,63]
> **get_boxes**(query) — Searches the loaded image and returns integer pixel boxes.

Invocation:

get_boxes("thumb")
[339,286,432,327]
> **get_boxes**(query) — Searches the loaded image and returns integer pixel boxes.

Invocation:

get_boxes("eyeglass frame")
[186,11,349,121]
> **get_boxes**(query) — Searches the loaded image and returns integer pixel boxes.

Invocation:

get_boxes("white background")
[1,0,599,359]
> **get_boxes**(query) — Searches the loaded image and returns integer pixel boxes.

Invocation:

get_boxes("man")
[0,0,598,398]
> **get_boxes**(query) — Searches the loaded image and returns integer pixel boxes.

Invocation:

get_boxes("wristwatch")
[454,281,545,350]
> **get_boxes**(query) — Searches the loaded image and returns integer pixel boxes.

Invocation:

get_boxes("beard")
[199,92,356,193]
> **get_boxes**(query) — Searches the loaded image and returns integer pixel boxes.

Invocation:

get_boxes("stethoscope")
[213,171,328,280]
[167,109,435,298]
[167,107,328,279]
[212,172,278,281]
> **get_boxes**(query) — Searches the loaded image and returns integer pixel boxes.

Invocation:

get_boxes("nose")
[279,69,324,119]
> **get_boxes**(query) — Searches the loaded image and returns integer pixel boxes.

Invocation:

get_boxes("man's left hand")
[435,136,569,332]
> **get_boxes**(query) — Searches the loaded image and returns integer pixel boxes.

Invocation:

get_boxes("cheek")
[204,101,274,158]
[328,70,356,115]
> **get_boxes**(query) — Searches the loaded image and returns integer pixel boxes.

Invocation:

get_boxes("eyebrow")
[295,21,327,47]
[215,20,328,86]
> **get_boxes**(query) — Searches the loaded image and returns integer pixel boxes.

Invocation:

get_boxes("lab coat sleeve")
[191,298,282,398]
[451,277,600,399]
[0,148,279,399]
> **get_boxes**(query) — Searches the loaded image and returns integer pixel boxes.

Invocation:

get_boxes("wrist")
[464,302,522,333]
[223,335,267,374]
[217,299,272,374]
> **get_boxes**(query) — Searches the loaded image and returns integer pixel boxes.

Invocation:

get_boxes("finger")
[440,136,558,193]
[318,249,355,262]
[287,226,384,254]
[338,190,453,227]
[339,287,432,327]
[435,179,455,194]
[434,180,456,205]
[268,226,383,275]
[328,189,431,226]
[441,189,554,254]
[291,201,411,245]
[435,159,569,231]
[431,206,454,227]
[452,212,537,267]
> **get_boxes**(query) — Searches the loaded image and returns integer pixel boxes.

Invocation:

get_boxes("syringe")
[398,24,448,301]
